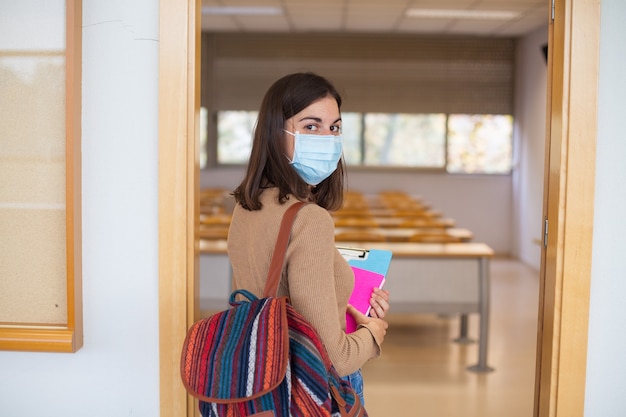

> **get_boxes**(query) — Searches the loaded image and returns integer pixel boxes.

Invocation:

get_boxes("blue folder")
[337,246,393,277]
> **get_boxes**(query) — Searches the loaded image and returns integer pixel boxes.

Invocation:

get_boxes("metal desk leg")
[467,257,495,373]
[453,314,475,344]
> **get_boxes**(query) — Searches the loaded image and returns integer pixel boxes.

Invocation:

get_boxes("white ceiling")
[201,0,549,37]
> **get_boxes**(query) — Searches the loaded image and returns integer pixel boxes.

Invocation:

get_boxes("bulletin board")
[0,0,82,352]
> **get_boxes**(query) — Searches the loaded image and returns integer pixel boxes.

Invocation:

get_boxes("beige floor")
[362,257,540,417]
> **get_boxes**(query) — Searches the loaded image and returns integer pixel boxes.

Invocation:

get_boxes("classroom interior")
[196,1,549,415]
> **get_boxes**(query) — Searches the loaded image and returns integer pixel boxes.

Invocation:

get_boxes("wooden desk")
[199,239,228,254]
[199,213,232,225]
[196,226,229,240]
[198,214,455,229]
[199,239,494,372]
[372,217,456,228]
[333,208,441,218]
[334,227,473,242]
[336,241,494,373]
[197,240,490,257]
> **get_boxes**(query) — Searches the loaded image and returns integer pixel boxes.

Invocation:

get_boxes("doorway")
[157,1,601,416]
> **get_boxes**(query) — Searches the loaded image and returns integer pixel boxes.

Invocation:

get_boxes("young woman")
[228,72,390,404]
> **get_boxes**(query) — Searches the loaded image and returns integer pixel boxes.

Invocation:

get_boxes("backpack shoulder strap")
[264,201,308,297]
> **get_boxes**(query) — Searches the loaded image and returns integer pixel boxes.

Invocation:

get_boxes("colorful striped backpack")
[180,202,366,417]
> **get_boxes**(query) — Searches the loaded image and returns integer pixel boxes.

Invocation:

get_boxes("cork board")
[0,2,69,326]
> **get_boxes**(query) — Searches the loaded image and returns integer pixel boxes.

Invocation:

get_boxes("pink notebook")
[345,266,386,333]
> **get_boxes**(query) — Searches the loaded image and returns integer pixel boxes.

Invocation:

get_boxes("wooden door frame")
[157,1,601,416]
[158,0,200,416]
[533,0,600,416]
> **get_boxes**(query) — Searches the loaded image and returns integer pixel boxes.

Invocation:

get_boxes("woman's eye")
[331,125,342,133]
[304,124,319,132]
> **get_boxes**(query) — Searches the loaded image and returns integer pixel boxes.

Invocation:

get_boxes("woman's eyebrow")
[298,116,322,123]
[297,116,342,123]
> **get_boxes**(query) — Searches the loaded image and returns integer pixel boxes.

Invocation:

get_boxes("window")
[214,110,256,164]
[211,110,512,174]
[200,107,208,168]
[361,113,446,167]
[447,114,513,174]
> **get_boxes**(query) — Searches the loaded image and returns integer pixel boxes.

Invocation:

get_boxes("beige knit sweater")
[227,187,382,376]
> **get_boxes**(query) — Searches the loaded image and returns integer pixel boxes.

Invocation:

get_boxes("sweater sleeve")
[283,204,381,376]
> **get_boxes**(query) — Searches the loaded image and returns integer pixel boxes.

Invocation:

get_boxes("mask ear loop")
[282,129,297,163]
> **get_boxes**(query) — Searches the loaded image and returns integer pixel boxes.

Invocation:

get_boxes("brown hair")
[232,72,345,211]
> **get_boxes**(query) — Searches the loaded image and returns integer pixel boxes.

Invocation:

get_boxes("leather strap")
[264,201,307,298]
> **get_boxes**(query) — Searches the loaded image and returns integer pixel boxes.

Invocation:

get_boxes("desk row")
[197,225,472,243]
[199,213,456,229]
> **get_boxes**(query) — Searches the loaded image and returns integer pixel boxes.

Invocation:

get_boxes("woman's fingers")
[369,288,390,318]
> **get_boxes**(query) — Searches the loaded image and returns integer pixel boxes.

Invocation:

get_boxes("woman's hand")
[346,305,388,344]
[368,288,390,319]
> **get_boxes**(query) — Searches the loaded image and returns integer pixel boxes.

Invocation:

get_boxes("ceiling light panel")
[406,9,520,20]
[345,2,406,32]
[202,6,283,16]
[237,15,291,32]
[283,3,345,32]
[201,15,240,32]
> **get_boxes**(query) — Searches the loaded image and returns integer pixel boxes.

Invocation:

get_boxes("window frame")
[204,109,513,175]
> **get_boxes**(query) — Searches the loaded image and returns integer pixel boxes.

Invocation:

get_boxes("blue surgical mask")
[284,130,343,186]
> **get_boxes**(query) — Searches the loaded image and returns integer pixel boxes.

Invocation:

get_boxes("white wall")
[512,26,549,270]
[585,0,626,415]
[0,1,161,416]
